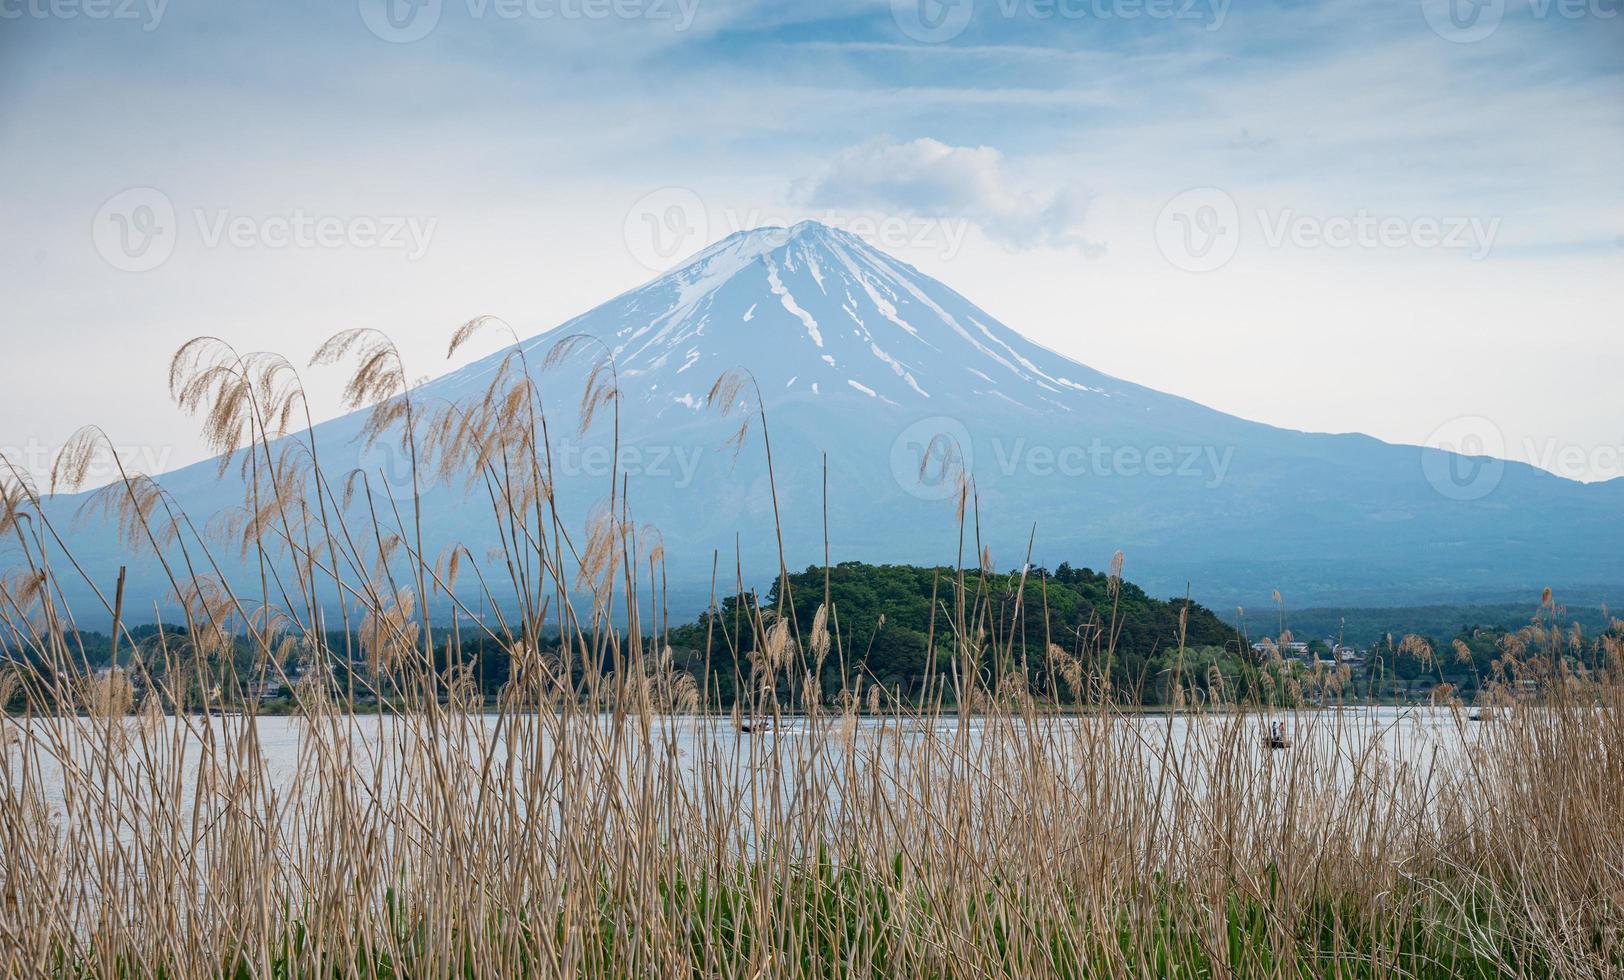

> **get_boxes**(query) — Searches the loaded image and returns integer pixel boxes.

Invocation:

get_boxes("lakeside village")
[1248,636,1544,706]
[1256,639,1366,671]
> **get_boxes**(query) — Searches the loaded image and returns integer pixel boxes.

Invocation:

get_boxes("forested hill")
[669,561,1239,696]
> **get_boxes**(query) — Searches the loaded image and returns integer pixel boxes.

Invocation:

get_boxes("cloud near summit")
[794,137,1102,255]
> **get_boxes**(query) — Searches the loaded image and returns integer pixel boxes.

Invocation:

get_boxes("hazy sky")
[2,0,1620,489]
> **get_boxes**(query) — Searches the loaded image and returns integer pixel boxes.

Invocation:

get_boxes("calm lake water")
[4,705,1483,815]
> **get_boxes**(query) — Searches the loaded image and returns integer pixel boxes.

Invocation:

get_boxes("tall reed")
[0,328,1619,978]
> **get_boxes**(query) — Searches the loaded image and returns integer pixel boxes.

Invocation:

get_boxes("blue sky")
[1,0,1620,484]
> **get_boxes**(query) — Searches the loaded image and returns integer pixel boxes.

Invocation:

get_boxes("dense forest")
[663,561,1240,706]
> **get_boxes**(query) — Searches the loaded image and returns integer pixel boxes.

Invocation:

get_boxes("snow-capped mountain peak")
[509,220,1115,418]
[40,222,1624,620]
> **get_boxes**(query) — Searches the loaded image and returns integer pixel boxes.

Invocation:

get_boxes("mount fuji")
[41,221,1624,619]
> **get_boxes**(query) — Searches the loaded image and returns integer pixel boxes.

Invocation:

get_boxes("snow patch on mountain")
[765,258,823,348]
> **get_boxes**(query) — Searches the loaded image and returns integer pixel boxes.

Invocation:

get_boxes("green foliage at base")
[39,857,1580,979]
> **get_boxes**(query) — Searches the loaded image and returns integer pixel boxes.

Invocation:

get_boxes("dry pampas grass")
[0,325,1619,979]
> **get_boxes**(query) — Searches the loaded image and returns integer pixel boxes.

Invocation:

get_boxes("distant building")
[246,680,286,703]
[1331,644,1365,667]
[1251,640,1309,657]
[93,664,145,695]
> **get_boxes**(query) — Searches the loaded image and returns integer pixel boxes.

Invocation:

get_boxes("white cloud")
[795,137,1103,254]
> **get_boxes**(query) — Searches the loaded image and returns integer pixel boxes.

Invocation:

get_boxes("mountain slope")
[38,221,1624,619]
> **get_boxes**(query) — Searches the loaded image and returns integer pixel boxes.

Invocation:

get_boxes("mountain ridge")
[32,221,1624,622]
